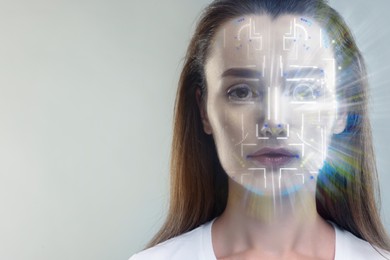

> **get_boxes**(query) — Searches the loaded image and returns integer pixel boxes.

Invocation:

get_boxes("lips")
[246,147,298,167]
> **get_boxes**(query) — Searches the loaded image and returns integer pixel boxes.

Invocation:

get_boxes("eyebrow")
[284,68,325,78]
[221,68,262,78]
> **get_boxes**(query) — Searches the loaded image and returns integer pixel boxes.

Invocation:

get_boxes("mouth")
[246,147,299,167]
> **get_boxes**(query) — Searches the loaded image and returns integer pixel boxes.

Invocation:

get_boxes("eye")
[227,84,259,102]
[293,84,314,100]
[287,82,322,101]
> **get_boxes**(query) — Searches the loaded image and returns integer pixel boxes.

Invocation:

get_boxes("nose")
[258,122,288,138]
[257,87,288,138]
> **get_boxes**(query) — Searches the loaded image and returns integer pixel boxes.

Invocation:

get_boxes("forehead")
[207,14,335,73]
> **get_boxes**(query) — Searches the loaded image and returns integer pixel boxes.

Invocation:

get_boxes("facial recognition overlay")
[205,15,344,199]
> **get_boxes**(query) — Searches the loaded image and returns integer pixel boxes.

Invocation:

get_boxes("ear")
[332,111,348,134]
[195,88,213,135]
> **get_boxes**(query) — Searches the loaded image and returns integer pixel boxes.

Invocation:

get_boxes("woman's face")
[202,15,346,196]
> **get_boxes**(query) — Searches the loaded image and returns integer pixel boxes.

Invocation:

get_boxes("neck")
[212,178,335,258]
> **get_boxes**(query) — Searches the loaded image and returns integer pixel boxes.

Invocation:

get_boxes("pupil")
[294,85,313,100]
[237,88,249,98]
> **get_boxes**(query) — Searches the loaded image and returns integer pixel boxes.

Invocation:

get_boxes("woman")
[131,0,390,259]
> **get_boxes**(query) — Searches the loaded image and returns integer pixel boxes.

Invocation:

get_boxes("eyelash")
[227,84,262,102]
[285,82,324,101]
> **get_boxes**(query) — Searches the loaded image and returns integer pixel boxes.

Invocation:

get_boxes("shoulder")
[129,220,216,260]
[344,231,390,259]
[129,230,202,260]
[335,225,390,260]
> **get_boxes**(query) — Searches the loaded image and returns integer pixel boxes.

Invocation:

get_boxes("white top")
[130,219,390,260]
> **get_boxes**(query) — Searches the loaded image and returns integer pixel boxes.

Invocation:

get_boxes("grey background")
[0,0,388,259]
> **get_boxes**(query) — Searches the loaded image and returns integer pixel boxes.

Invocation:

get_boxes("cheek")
[207,108,244,171]
[285,98,338,127]
[208,105,242,146]
[286,102,338,157]
[207,101,260,152]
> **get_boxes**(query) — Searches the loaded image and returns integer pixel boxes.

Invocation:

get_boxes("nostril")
[276,124,287,137]
[265,131,272,138]
[278,129,287,136]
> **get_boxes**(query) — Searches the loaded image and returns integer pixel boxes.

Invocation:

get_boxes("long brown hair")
[147,0,390,251]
